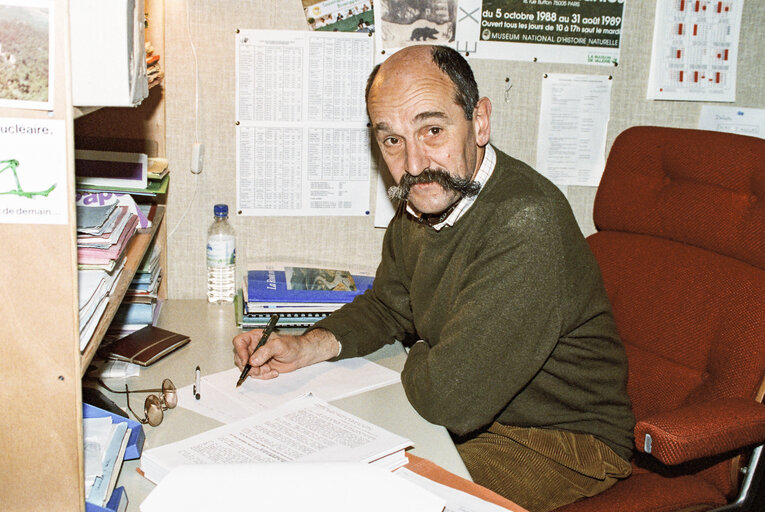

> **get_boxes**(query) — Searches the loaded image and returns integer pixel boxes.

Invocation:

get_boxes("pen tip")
[236,378,244,388]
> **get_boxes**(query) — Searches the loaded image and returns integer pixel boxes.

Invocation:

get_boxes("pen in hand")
[236,313,280,388]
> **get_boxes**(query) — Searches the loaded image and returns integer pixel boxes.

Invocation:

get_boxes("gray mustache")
[387,168,481,201]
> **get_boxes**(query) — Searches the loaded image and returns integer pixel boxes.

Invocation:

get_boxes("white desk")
[100,300,470,510]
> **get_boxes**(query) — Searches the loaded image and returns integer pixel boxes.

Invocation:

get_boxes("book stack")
[107,243,163,338]
[239,266,373,328]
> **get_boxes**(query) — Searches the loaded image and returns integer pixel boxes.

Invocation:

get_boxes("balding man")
[234,45,634,512]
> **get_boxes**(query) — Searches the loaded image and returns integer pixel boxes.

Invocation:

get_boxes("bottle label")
[207,238,235,267]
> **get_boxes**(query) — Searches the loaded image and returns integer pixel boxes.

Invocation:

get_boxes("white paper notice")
[698,105,765,138]
[536,74,612,188]
[236,29,374,216]
[647,0,743,102]
[178,358,401,424]
[0,118,68,225]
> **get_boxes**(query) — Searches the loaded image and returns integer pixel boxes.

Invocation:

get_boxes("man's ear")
[473,97,492,147]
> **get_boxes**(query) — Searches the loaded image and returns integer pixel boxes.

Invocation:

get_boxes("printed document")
[235,29,373,216]
[536,73,612,188]
[177,358,400,424]
[140,393,413,484]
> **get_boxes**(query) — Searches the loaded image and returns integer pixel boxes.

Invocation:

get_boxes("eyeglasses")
[98,378,177,427]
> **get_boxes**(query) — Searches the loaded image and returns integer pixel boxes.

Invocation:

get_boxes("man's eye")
[429,127,441,135]
[384,136,400,146]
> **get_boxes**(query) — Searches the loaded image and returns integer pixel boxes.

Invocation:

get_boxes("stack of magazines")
[237,265,374,328]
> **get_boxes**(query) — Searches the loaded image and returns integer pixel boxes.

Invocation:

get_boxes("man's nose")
[405,140,428,176]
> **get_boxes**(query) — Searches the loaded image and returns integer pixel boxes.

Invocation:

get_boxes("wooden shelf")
[80,205,166,374]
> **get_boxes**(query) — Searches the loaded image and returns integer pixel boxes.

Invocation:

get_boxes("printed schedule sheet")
[236,30,374,216]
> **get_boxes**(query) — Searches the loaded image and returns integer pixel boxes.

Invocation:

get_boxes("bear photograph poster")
[374,0,457,55]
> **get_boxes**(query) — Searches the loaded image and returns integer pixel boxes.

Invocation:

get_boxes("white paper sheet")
[396,467,523,512]
[235,29,374,217]
[0,118,68,225]
[536,73,612,188]
[178,358,400,424]
[141,463,445,512]
[140,394,413,484]
[647,0,743,102]
[698,105,765,138]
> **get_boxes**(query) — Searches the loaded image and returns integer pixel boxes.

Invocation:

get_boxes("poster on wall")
[647,0,742,102]
[373,0,457,62]
[0,118,68,224]
[0,0,54,110]
[235,30,373,217]
[302,0,375,33]
[536,73,612,188]
[456,0,624,65]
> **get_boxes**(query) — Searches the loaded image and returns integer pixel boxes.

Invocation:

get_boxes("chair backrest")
[587,126,765,496]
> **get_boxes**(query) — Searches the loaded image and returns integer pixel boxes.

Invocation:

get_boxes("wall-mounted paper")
[455,0,624,65]
[0,0,54,110]
[647,0,743,102]
[536,73,612,188]
[698,105,765,138]
[236,29,373,217]
[0,118,67,224]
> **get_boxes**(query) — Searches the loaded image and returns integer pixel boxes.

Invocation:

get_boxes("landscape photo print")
[0,0,53,110]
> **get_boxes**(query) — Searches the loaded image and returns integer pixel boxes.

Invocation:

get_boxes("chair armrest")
[635,398,765,465]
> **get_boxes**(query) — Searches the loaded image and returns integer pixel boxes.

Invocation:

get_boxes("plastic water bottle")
[206,204,236,303]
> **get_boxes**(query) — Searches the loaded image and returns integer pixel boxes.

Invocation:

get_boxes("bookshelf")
[0,1,166,510]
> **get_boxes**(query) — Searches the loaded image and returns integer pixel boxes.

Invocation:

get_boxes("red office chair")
[554,126,765,512]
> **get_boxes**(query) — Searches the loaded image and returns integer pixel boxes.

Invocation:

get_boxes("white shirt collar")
[406,144,497,231]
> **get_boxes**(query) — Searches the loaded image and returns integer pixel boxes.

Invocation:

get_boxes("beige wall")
[164,1,765,300]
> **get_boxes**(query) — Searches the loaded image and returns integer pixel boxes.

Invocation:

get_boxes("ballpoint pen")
[236,313,280,388]
[193,365,201,400]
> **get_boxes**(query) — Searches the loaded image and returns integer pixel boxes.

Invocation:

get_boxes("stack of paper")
[83,416,130,508]
[107,244,163,338]
[140,394,412,484]
[76,193,148,270]
[78,262,125,350]
[239,265,373,328]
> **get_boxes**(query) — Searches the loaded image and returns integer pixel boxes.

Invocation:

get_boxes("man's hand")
[232,328,340,380]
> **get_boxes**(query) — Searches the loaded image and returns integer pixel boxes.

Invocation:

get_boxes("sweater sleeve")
[401,198,571,436]
[310,211,416,358]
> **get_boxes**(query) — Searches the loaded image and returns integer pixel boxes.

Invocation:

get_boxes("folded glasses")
[98,378,177,427]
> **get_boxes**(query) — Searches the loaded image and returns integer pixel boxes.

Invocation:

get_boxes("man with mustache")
[233,45,634,512]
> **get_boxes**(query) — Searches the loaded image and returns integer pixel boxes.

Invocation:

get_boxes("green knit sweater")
[314,148,635,461]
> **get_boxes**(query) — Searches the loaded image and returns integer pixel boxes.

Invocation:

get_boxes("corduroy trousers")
[456,423,632,512]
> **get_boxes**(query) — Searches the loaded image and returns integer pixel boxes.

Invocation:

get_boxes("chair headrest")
[594,126,765,270]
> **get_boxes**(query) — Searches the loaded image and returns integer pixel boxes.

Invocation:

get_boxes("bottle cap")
[214,204,228,218]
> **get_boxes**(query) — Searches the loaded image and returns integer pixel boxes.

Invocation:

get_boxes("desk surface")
[102,300,470,510]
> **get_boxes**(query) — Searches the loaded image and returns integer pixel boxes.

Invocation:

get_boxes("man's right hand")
[232,327,340,380]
